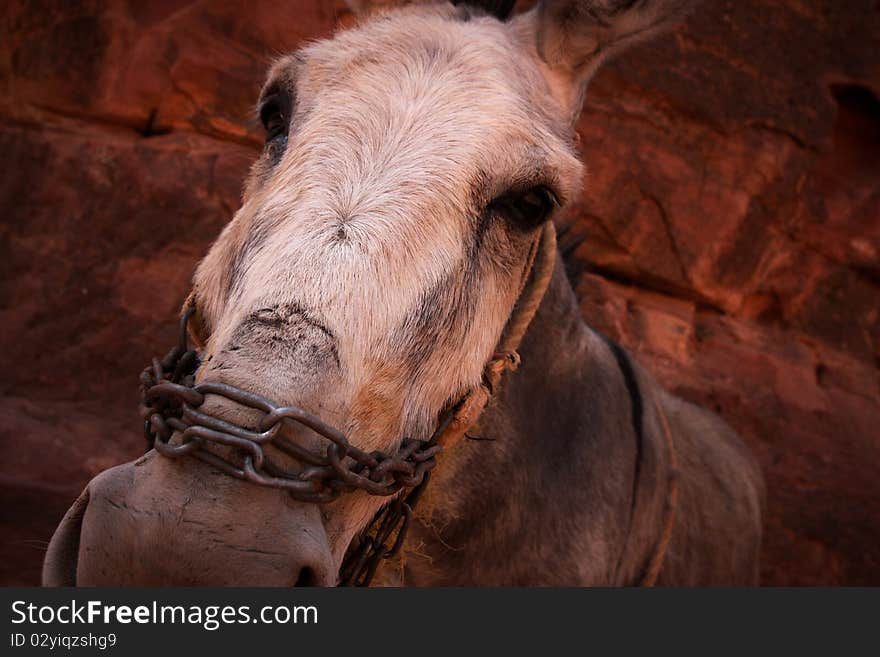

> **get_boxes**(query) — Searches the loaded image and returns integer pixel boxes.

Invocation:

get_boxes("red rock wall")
[1,1,877,585]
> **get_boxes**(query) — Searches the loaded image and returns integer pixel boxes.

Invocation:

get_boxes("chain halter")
[141,223,558,586]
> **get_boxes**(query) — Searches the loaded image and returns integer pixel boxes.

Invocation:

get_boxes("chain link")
[140,308,451,584]
[138,224,555,586]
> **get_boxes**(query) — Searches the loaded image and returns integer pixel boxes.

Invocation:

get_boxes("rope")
[423,219,679,586]
[496,222,557,361]
[434,222,557,449]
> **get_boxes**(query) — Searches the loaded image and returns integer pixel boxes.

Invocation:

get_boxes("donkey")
[43,0,764,586]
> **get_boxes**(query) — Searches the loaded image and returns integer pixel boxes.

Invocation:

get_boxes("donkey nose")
[43,455,337,586]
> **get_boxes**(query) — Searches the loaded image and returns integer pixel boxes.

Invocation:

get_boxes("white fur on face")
[191,3,583,556]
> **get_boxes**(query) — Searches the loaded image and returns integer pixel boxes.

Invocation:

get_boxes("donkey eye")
[259,96,287,142]
[490,185,559,230]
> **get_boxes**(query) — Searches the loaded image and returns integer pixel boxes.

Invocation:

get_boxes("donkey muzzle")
[42,453,335,586]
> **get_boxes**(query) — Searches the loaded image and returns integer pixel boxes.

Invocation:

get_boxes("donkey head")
[45,0,695,586]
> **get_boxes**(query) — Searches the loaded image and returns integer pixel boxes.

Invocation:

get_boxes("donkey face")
[45,0,695,586]
[194,3,581,450]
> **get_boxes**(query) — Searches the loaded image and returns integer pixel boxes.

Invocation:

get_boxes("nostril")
[294,566,319,587]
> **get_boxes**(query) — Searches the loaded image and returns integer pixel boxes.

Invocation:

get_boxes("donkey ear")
[528,0,697,118]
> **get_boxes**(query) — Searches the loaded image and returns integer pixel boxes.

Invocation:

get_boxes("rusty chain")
[140,307,452,585]
[140,225,557,586]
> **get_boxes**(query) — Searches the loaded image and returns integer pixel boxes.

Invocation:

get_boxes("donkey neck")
[397,255,653,585]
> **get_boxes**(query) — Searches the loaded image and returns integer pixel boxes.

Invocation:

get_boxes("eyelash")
[488,185,560,230]
[259,94,289,143]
